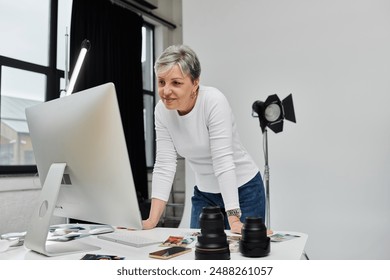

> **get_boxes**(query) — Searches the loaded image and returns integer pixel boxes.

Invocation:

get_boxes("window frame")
[0,1,156,175]
[0,0,62,175]
[142,22,156,170]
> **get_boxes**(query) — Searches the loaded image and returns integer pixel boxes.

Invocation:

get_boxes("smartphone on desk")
[149,246,191,260]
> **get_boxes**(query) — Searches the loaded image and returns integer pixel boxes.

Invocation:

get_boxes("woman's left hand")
[228,216,243,234]
[228,216,274,235]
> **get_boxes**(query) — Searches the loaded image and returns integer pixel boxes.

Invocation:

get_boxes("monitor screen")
[24,82,143,256]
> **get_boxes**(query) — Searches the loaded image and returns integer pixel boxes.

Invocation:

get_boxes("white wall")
[0,176,44,234]
[0,176,66,234]
[183,0,390,259]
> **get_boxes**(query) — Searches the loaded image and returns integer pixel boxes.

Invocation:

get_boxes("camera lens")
[239,217,270,257]
[195,206,230,260]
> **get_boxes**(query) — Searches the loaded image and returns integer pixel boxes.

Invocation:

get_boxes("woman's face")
[157,64,199,115]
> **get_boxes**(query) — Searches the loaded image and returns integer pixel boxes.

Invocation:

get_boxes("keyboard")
[97,231,162,248]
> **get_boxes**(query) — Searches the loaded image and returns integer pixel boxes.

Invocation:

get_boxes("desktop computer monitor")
[24,82,143,256]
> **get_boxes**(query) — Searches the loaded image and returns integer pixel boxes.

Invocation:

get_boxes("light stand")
[263,128,271,229]
[252,94,296,229]
[64,28,69,92]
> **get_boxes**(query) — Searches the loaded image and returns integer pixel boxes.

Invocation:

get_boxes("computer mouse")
[89,227,114,235]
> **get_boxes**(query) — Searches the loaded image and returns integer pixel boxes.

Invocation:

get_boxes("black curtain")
[70,0,148,200]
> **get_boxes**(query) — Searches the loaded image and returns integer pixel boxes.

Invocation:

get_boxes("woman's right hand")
[142,218,158,230]
[142,198,167,230]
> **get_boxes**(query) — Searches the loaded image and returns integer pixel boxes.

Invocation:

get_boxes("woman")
[142,45,266,234]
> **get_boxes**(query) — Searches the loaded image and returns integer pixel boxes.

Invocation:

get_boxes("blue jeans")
[190,172,266,229]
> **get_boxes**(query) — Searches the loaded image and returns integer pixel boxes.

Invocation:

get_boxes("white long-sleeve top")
[151,85,259,210]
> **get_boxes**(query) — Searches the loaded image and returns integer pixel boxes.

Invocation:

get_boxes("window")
[1,0,156,174]
[0,0,64,174]
[142,24,155,168]
[0,67,45,166]
[0,0,50,66]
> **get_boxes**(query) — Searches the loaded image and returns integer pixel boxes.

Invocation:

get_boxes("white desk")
[0,228,307,260]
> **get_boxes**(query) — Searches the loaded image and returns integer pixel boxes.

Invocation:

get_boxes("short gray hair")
[154,45,201,82]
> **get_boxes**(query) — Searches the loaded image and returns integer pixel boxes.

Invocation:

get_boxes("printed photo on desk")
[80,254,125,260]
[161,235,196,247]
[270,233,301,242]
